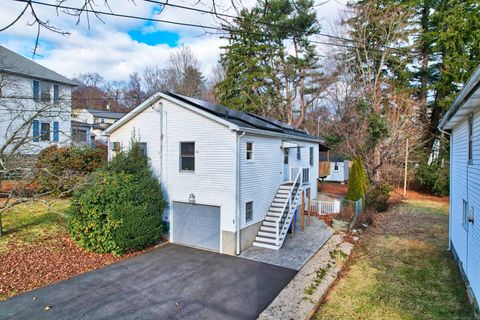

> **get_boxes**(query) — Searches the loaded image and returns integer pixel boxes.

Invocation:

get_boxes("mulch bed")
[0,235,160,300]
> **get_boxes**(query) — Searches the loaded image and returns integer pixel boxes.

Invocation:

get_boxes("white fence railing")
[311,199,341,215]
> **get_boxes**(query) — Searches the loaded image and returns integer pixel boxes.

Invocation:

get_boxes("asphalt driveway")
[0,244,296,320]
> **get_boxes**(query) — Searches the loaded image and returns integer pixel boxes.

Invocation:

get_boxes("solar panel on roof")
[166,92,319,140]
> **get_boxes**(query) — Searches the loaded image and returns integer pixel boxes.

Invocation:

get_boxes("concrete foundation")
[221,221,263,256]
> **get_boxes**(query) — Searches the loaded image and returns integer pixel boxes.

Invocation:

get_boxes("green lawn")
[315,200,474,320]
[0,199,70,254]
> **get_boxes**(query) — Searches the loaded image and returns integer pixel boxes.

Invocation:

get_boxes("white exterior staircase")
[252,169,304,250]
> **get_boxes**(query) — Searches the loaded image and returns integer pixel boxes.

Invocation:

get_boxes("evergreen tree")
[346,156,367,202]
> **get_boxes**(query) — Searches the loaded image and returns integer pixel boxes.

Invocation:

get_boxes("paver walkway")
[240,216,334,270]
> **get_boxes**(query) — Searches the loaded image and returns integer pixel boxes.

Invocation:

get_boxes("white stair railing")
[275,168,303,246]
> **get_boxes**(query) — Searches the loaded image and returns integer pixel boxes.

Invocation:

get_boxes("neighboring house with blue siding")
[105,92,326,255]
[0,45,76,154]
[439,65,480,314]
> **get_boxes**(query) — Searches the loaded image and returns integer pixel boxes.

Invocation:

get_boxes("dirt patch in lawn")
[314,199,473,320]
[318,182,347,196]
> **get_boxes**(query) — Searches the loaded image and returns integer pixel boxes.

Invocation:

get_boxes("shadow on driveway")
[0,244,296,320]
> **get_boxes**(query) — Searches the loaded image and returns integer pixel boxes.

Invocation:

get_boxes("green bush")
[415,160,449,196]
[365,183,392,212]
[36,145,106,196]
[67,143,165,255]
[346,156,367,202]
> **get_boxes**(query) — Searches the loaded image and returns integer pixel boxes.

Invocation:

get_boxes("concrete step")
[252,241,281,250]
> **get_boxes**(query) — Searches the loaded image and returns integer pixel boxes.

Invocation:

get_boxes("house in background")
[71,120,94,146]
[439,65,480,313]
[0,45,76,154]
[319,152,350,183]
[73,108,125,143]
[105,92,325,255]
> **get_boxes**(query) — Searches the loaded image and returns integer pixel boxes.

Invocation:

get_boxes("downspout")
[236,130,246,255]
[439,127,452,251]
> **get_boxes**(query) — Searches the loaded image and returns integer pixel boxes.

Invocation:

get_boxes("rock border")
[258,232,355,320]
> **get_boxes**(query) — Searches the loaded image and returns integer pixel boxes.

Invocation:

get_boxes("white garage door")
[172,202,221,252]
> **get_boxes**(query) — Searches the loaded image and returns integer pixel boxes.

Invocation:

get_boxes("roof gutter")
[236,127,325,144]
[438,65,480,130]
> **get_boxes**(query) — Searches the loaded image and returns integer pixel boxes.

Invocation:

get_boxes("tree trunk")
[419,0,430,110]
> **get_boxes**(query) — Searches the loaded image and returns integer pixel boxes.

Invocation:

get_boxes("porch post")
[301,190,305,230]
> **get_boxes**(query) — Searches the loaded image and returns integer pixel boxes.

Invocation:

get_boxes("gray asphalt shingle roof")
[84,109,126,119]
[0,46,77,86]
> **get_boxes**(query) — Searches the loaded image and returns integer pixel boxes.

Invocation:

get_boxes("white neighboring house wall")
[439,65,480,313]
[105,92,322,255]
[0,73,72,154]
[325,160,349,182]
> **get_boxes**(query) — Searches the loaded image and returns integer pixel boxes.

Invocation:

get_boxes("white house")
[319,153,350,183]
[439,65,480,313]
[73,108,125,143]
[0,45,76,154]
[105,92,325,255]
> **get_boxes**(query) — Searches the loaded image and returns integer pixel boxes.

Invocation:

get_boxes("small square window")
[334,163,339,171]
[246,142,254,161]
[246,201,253,222]
[180,142,195,171]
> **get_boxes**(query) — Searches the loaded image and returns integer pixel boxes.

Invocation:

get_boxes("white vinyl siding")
[450,110,480,303]
[238,134,318,228]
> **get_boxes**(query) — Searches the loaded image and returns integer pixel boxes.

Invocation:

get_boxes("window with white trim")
[180,142,195,171]
[40,122,51,141]
[309,147,314,166]
[246,142,254,161]
[246,201,253,222]
[297,147,301,160]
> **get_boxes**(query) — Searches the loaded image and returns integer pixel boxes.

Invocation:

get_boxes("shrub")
[67,143,165,255]
[345,156,367,202]
[365,183,392,212]
[36,145,106,196]
[415,160,449,196]
[336,206,354,222]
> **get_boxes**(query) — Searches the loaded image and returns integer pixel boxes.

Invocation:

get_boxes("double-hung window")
[246,142,254,161]
[53,84,60,103]
[139,142,148,157]
[40,122,51,141]
[180,142,195,171]
[41,82,51,102]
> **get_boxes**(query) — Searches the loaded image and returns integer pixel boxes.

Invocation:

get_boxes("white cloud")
[0,0,346,82]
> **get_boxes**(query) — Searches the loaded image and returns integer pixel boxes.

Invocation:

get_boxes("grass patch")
[0,199,70,254]
[305,264,332,296]
[329,249,348,262]
[315,200,473,320]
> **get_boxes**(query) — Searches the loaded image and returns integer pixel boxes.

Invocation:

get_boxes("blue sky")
[0,0,346,81]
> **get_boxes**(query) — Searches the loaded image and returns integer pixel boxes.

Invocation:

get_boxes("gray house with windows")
[0,45,76,153]
[105,92,325,255]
